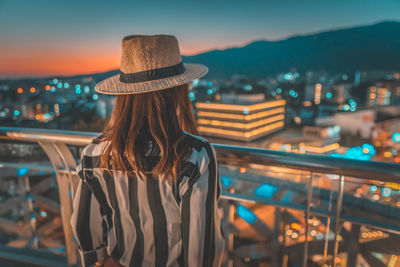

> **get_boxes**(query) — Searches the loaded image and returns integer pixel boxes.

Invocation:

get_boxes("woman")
[70,35,225,267]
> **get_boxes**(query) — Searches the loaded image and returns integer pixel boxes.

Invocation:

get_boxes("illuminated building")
[196,99,286,141]
[269,125,341,155]
[314,83,322,104]
[368,85,391,106]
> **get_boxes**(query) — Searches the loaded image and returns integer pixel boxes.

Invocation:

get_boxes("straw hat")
[95,35,208,95]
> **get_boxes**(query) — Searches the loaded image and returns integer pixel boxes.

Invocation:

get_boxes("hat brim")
[95,63,208,95]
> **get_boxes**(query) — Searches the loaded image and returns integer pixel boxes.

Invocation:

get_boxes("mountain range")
[16,21,398,82]
[182,21,400,79]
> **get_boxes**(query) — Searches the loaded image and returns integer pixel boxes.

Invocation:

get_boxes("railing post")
[303,171,313,267]
[224,187,235,267]
[38,141,79,266]
[282,208,288,267]
[323,189,334,263]
[271,207,281,267]
[332,174,344,267]
[347,223,360,267]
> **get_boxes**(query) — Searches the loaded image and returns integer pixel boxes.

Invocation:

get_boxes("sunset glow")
[1,0,400,78]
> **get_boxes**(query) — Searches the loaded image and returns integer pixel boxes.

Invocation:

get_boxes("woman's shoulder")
[182,131,217,173]
[182,131,213,151]
[81,138,109,157]
[78,138,109,172]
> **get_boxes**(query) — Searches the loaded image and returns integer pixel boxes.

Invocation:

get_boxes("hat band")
[119,62,185,83]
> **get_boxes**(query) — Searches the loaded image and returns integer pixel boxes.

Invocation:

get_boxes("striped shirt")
[70,132,225,267]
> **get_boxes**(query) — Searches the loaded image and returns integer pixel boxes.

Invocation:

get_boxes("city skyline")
[1,0,400,77]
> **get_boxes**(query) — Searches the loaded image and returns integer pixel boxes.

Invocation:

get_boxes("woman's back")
[71,131,225,267]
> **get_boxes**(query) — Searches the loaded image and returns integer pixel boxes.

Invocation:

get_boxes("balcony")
[0,127,399,267]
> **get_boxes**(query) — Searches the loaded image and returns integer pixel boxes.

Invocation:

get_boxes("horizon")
[2,20,399,81]
[1,0,400,78]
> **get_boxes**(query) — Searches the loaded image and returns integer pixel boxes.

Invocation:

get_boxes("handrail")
[1,126,399,182]
[1,126,399,267]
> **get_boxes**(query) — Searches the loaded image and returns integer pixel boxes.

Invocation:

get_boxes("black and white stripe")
[70,132,225,267]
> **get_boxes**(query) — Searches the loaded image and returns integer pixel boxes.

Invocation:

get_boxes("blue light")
[13,110,20,116]
[75,84,81,90]
[349,99,357,108]
[50,87,56,92]
[254,184,279,199]
[243,85,252,91]
[332,145,374,160]
[64,82,70,88]
[75,88,81,94]
[393,133,400,142]
[192,79,199,87]
[53,78,58,84]
[276,88,282,94]
[43,113,51,119]
[207,88,213,95]
[343,104,350,111]
[188,92,195,100]
[326,92,332,99]
[243,108,249,114]
[284,72,294,80]
[282,192,293,202]
[92,94,99,100]
[237,204,257,224]
[84,86,90,94]
[57,83,62,88]
[40,211,48,217]
[207,81,213,87]
[289,90,295,96]
[17,168,29,177]
[221,176,234,188]
[370,185,377,192]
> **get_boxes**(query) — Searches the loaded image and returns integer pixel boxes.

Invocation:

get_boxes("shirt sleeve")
[182,142,225,267]
[70,162,109,267]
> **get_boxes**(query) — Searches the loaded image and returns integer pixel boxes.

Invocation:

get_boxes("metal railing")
[0,127,399,267]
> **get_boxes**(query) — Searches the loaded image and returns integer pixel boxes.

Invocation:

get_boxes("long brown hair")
[95,83,199,179]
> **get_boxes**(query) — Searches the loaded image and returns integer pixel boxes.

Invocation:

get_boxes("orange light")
[17,88,23,94]
[196,99,285,112]
[315,83,322,104]
[384,151,392,158]
[35,114,40,120]
[362,148,369,154]
[197,107,284,121]
[305,143,340,154]
[303,101,312,107]
[30,87,36,93]
[45,85,50,90]
[240,167,246,173]
[291,223,301,230]
[197,114,284,130]
[198,121,284,139]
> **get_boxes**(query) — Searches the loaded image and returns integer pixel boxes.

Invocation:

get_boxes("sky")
[1,0,400,78]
